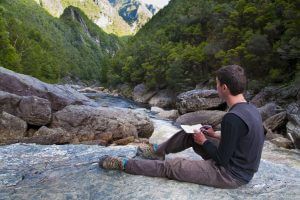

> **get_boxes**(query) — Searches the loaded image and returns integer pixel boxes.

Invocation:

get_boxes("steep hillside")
[37,0,160,36]
[106,0,300,90]
[0,0,122,83]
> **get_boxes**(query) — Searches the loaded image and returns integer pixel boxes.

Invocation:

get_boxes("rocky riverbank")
[77,82,300,150]
[0,66,300,199]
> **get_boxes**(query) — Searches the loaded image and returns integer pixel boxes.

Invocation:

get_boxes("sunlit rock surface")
[0,119,299,199]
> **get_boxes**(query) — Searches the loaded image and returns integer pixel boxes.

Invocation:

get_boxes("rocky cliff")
[37,0,161,36]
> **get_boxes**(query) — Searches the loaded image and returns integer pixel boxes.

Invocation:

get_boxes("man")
[99,65,265,189]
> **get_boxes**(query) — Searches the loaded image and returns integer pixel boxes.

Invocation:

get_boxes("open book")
[181,124,203,134]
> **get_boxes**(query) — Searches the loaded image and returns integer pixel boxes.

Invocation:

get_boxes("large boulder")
[271,137,294,149]
[263,112,287,139]
[0,91,51,126]
[286,103,300,149]
[258,102,283,122]
[132,84,157,104]
[18,96,51,126]
[176,89,225,114]
[19,126,71,145]
[0,112,27,143]
[0,67,96,111]
[176,110,226,128]
[50,105,154,142]
[148,89,175,109]
[251,84,300,108]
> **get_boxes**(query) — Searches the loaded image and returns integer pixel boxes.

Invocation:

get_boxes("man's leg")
[124,158,242,189]
[155,130,220,160]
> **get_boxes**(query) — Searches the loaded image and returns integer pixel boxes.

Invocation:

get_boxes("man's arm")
[201,113,248,167]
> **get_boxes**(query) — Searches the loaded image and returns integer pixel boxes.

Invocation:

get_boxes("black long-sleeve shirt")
[202,113,251,182]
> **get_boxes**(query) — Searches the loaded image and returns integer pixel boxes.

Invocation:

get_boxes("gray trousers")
[124,130,245,189]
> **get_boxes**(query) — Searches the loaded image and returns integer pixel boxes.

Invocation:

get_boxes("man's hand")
[204,127,216,138]
[201,126,221,139]
[193,130,207,145]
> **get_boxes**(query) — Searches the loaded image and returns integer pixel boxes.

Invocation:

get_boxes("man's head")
[215,65,247,99]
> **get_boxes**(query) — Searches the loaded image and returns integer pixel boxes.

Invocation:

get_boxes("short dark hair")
[216,65,247,95]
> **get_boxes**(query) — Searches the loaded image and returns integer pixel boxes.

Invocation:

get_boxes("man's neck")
[226,94,247,108]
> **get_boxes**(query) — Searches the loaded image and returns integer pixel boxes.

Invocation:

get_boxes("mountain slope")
[37,0,160,36]
[0,0,122,83]
[106,0,300,90]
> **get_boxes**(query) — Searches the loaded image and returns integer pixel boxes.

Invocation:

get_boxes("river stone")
[133,84,157,104]
[0,91,22,115]
[250,84,300,108]
[51,105,154,142]
[286,103,300,149]
[263,112,287,137]
[19,126,71,145]
[0,67,96,111]
[271,137,294,149]
[176,110,226,128]
[0,91,51,126]
[18,96,52,126]
[151,107,179,120]
[0,112,27,143]
[258,102,282,122]
[148,89,175,108]
[0,142,299,199]
[176,89,224,114]
[78,87,99,93]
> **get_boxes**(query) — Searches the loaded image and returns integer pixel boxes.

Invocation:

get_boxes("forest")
[0,0,122,83]
[105,0,300,91]
[0,0,299,91]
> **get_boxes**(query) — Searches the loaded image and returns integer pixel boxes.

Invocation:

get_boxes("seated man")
[99,65,265,189]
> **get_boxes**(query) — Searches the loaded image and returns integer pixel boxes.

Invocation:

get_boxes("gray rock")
[0,67,96,111]
[19,126,71,145]
[0,91,51,126]
[176,110,226,128]
[0,112,27,143]
[286,103,300,149]
[251,84,300,108]
[271,137,294,149]
[0,91,22,115]
[263,112,287,134]
[258,102,282,122]
[176,89,224,114]
[133,84,157,104]
[78,87,99,93]
[151,107,179,120]
[0,142,299,199]
[148,89,175,108]
[287,122,300,149]
[18,96,51,126]
[51,105,154,142]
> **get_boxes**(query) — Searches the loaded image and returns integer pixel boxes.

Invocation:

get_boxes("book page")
[181,124,203,134]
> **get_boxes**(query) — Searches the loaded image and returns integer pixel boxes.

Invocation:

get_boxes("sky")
[140,0,170,8]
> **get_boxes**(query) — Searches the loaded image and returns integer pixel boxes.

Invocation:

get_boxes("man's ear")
[222,84,228,91]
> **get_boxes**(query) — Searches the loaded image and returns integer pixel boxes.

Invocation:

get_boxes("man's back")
[227,102,265,182]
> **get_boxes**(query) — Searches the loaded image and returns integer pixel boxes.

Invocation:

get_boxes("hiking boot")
[137,143,164,160]
[99,155,126,170]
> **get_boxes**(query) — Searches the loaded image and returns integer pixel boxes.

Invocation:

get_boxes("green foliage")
[105,0,300,90]
[0,0,122,83]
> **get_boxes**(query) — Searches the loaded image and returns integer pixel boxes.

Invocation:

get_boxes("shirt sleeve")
[202,113,248,167]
